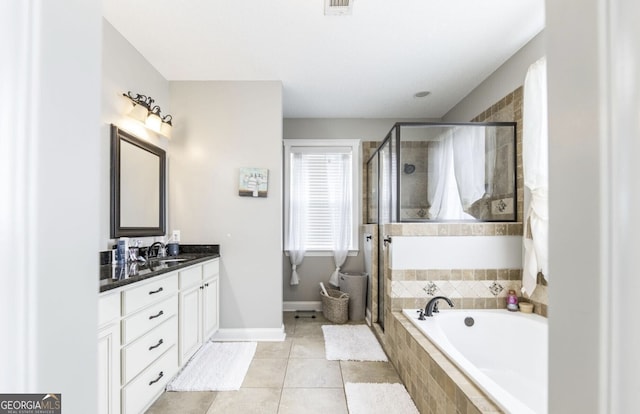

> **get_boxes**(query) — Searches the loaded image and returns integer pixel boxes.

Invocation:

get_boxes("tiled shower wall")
[471,86,548,307]
[362,87,548,319]
[399,140,429,220]
[472,86,525,223]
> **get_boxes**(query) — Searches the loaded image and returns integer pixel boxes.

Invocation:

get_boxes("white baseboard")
[211,326,286,342]
[283,301,322,312]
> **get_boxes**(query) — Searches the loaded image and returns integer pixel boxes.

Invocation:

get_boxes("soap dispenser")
[507,289,519,311]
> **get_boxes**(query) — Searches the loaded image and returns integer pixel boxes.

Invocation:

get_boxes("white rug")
[345,383,419,414]
[166,342,257,391]
[322,325,388,361]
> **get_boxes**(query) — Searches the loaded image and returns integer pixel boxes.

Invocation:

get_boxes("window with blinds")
[284,140,360,253]
[300,151,352,250]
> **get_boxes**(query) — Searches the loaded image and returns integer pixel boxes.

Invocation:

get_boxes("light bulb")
[146,112,162,132]
[129,104,149,121]
[160,121,172,138]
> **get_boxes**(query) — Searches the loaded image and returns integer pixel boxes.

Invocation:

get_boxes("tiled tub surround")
[382,220,548,317]
[384,223,524,309]
[382,312,502,414]
[390,268,524,312]
[401,309,547,414]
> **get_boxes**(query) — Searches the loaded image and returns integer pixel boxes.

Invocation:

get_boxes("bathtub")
[402,309,547,414]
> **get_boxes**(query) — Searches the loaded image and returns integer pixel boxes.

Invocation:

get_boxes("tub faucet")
[421,296,454,318]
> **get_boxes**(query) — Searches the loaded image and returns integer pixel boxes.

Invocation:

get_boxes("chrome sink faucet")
[148,242,166,259]
[418,296,454,319]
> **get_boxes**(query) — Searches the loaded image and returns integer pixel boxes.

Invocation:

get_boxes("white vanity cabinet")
[201,260,220,340]
[120,273,179,414]
[178,258,220,365]
[98,292,121,414]
[98,256,220,414]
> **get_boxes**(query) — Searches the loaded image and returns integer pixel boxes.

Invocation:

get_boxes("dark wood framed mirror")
[110,124,166,238]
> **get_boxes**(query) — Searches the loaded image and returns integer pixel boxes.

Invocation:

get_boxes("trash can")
[338,272,368,321]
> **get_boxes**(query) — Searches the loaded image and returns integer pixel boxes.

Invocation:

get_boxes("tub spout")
[423,296,454,317]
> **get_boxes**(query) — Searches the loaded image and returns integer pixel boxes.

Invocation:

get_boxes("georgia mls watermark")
[0,394,61,414]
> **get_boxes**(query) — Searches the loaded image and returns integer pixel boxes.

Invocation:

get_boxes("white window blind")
[300,151,352,250]
[284,140,360,254]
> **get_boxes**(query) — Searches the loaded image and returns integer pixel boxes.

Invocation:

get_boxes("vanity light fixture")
[123,91,173,138]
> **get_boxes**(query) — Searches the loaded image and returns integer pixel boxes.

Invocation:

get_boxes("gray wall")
[170,81,283,330]
[102,24,284,331]
[101,19,171,249]
[284,118,438,143]
[282,118,436,303]
[443,31,545,122]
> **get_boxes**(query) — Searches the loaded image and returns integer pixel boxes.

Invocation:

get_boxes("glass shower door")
[377,127,396,329]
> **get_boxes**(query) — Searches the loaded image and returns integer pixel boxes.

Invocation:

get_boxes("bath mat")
[166,341,257,391]
[322,325,388,361]
[345,383,419,414]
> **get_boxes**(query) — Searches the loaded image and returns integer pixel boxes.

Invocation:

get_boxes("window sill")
[284,250,359,257]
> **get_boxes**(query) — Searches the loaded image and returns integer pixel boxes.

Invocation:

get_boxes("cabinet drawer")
[122,295,177,344]
[203,259,219,279]
[122,316,178,385]
[122,274,177,315]
[121,345,178,414]
[99,292,120,328]
[179,266,202,290]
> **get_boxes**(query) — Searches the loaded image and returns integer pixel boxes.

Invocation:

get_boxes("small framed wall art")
[239,167,269,197]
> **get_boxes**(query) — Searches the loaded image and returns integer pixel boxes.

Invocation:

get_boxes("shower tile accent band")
[385,222,523,237]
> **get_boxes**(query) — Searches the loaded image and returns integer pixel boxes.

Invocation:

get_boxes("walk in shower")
[366,122,517,326]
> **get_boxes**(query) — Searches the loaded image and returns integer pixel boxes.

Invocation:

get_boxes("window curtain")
[328,153,352,287]
[287,152,307,285]
[427,130,475,220]
[522,56,549,296]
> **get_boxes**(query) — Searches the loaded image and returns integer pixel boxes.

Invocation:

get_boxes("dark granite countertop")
[99,244,220,293]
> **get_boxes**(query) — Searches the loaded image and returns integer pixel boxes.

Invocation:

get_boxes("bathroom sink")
[155,258,188,263]
[148,256,194,265]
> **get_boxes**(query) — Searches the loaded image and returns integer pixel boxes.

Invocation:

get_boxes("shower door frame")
[367,128,398,330]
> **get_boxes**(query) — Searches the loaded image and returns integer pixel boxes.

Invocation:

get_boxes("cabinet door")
[98,323,120,414]
[202,276,219,340]
[179,285,201,364]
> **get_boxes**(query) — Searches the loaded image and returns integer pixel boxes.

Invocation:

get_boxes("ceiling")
[103,0,545,119]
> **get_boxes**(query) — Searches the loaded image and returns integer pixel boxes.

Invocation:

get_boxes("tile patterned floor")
[146,312,402,414]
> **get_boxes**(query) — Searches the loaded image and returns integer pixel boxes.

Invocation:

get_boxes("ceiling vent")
[324,0,353,16]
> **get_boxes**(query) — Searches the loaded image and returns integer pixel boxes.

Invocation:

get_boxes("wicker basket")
[321,288,349,324]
